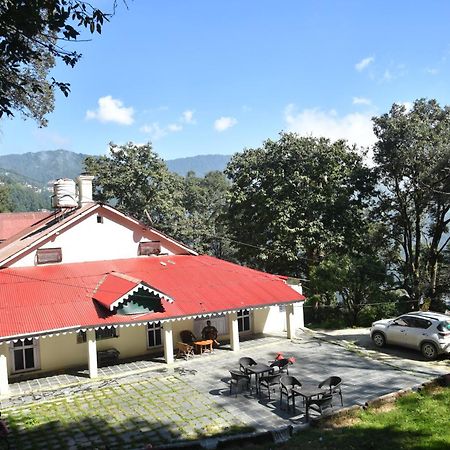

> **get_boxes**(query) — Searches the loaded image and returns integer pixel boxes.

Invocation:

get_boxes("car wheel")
[421,342,438,360]
[372,332,386,348]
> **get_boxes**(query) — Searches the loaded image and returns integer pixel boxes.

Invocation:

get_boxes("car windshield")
[437,321,450,332]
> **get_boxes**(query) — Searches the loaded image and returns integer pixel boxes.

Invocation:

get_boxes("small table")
[292,384,325,420]
[194,339,213,354]
[246,363,273,393]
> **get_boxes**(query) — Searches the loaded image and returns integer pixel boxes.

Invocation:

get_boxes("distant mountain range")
[0,150,233,185]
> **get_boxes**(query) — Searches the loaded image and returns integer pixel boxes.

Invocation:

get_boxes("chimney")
[76,174,95,207]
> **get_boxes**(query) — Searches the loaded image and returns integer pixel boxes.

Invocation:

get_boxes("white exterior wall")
[12,212,177,268]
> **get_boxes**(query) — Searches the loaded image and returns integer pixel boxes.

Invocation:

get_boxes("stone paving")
[0,330,448,449]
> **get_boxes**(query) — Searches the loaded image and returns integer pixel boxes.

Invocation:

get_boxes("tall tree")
[179,170,232,257]
[0,184,12,212]
[373,99,450,310]
[0,0,113,125]
[225,133,375,279]
[84,142,186,238]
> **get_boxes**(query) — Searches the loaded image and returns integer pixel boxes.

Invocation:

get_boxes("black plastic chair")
[180,330,196,345]
[229,370,251,396]
[269,358,291,375]
[306,393,333,419]
[279,375,302,411]
[238,357,257,374]
[258,373,281,400]
[318,376,343,406]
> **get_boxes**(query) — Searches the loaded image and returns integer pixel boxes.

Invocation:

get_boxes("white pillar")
[87,330,98,379]
[286,304,295,339]
[163,322,174,364]
[295,302,305,329]
[0,346,9,397]
[228,312,240,351]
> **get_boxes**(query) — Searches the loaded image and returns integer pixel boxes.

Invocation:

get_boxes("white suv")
[370,311,450,360]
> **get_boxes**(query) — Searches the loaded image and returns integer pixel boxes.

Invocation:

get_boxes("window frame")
[138,241,161,256]
[10,338,40,373]
[147,322,162,348]
[237,309,251,333]
[36,247,62,265]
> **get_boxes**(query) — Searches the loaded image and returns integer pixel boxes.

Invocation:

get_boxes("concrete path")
[0,330,448,449]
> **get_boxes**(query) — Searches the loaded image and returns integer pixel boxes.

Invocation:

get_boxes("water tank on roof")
[51,178,78,208]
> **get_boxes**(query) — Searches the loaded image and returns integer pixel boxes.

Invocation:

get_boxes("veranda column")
[228,312,240,351]
[0,345,9,396]
[285,303,295,339]
[163,321,174,364]
[87,330,98,379]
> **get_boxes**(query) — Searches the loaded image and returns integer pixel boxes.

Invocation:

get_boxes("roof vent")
[51,179,78,208]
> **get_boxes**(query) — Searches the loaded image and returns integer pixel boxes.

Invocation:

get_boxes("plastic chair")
[269,358,291,374]
[238,357,257,374]
[180,330,196,345]
[279,375,302,411]
[176,342,194,360]
[229,370,251,396]
[258,373,281,400]
[306,393,333,419]
[318,376,343,406]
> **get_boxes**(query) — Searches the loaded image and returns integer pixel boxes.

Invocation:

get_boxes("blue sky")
[1,0,450,160]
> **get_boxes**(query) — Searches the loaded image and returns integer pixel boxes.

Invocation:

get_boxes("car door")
[386,317,410,345]
[403,318,432,349]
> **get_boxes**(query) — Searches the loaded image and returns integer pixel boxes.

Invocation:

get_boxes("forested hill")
[0,150,232,184]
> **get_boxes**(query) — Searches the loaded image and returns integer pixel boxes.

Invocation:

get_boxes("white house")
[0,175,305,396]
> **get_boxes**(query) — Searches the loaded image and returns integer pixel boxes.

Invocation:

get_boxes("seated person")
[201,320,219,345]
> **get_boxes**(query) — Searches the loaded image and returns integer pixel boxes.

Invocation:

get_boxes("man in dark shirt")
[201,320,219,345]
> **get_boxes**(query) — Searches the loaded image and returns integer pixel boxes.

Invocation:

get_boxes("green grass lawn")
[226,385,450,450]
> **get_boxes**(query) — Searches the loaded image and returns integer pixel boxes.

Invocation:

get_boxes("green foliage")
[0,183,12,212]
[179,170,233,257]
[373,99,450,308]
[225,133,375,279]
[84,142,185,237]
[84,143,232,256]
[0,1,113,125]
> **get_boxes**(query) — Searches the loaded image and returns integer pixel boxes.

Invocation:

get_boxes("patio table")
[246,363,273,393]
[193,339,213,354]
[292,383,326,420]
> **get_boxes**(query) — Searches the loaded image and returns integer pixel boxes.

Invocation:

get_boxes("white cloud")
[284,104,376,148]
[33,129,70,148]
[167,123,183,132]
[352,97,372,106]
[214,116,237,132]
[396,101,413,112]
[140,122,182,140]
[355,56,374,72]
[425,67,439,75]
[86,95,134,125]
[181,110,195,124]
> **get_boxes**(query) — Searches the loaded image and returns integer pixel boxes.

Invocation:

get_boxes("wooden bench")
[97,348,120,366]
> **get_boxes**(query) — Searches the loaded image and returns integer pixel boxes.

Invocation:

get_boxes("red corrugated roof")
[0,211,52,241]
[0,255,304,339]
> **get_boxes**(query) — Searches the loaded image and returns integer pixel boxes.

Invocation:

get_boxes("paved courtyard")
[0,329,448,449]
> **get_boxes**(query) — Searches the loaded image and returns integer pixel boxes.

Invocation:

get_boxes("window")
[11,339,39,372]
[138,241,161,256]
[77,331,87,344]
[36,248,62,264]
[147,322,162,347]
[96,328,118,340]
[237,309,251,332]
[97,215,103,224]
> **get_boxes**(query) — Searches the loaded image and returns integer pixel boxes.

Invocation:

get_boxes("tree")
[0,184,12,212]
[373,99,450,310]
[225,133,375,279]
[179,170,232,257]
[84,142,186,238]
[0,1,113,126]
